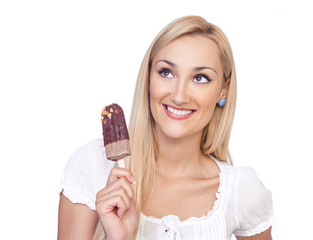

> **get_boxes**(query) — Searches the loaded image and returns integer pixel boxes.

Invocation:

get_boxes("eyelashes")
[157,68,212,84]
[158,68,174,78]
[193,74,212,84]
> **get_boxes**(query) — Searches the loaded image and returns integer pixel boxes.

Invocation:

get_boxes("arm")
[236,227,272,240]
[58,193,99,240]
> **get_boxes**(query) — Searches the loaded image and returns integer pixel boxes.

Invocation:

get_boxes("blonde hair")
[94,15,237,240]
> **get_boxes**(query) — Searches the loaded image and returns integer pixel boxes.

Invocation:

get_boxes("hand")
[96,167,137,240]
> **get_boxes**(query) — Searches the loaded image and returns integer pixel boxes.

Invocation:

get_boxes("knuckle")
[96,188,106,199]
[96,191,101,199]
[95,199,101,209]
[111,167,118,174]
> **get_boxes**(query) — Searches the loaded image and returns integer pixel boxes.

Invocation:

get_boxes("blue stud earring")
[218,98,226,107]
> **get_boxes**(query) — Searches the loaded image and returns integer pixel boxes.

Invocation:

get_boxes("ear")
[219,77,230,100]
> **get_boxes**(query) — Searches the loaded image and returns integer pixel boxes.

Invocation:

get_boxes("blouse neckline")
[140,158,226,225]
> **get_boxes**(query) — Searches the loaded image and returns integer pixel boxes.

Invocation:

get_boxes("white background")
[0,0,312,239]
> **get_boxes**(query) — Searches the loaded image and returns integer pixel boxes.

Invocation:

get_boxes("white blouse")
[60,139,273,240]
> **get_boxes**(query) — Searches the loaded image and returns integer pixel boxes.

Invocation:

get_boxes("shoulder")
[60,139,117,210]
[217,161,273,236]
[217,161,271,201]
[218,161,273,209]
[64,139,113,171]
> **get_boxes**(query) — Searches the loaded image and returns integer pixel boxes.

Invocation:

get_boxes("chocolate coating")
[101,104,130,160]
[105,140,130,161]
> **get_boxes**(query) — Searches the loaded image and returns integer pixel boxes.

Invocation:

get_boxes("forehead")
[153,35,222,71]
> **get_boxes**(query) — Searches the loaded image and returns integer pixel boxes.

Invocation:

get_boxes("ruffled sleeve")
[60,139,117,210]
[233,167,274,237]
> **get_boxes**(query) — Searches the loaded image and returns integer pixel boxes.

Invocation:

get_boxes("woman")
[58,16,273,240]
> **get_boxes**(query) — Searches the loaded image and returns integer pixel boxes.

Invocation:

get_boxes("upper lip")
[163,104,195,112]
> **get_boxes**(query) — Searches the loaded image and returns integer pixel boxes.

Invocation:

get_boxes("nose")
[170,79,190,106]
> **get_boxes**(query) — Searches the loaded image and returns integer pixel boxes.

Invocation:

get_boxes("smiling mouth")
[166,106,193,115]
[163,104,195,119]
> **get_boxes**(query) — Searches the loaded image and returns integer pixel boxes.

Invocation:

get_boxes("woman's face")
[149,34,227,141]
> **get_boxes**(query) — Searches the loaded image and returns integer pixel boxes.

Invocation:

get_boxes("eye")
[193,74,211,84]
[158,68,174,78]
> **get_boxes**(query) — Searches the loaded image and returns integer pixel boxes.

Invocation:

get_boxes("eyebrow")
[156,59,217,74]
[156,60,176,67]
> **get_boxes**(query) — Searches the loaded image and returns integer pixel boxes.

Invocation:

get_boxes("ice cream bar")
[101,104,130,165]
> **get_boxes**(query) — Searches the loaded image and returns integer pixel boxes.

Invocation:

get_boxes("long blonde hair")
[94,15,237,240]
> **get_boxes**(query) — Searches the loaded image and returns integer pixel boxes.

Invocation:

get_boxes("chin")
[157,124,202,141]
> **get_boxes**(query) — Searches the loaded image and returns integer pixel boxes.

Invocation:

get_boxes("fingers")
[107,167,136,186]
[98,177,134,200]
[96,188,131,218]
[96,168,136,219]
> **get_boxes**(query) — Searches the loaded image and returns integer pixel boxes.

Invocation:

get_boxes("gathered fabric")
[163,220,182,240]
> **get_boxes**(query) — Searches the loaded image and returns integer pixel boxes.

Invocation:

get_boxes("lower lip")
[163,105,195,120]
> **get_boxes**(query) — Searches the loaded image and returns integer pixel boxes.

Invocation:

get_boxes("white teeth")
[167,106,192,115]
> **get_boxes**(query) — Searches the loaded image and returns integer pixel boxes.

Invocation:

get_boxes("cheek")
[149,83,160,101]
[149,74,168,104]
[203,100,217,119]
[195,86,220,107]
[195,88,220,122]
[149,74,165,118]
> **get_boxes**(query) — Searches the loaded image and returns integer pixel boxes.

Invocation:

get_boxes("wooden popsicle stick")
[118,159,125,168]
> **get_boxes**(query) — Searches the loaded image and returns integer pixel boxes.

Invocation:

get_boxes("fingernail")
[131,176,136,184]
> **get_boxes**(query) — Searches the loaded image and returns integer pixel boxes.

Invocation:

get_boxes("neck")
[156,131,205,178]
